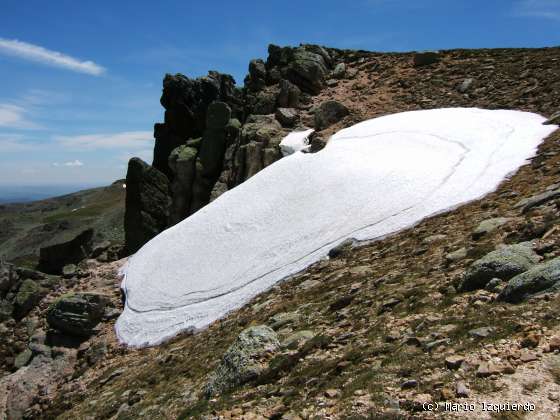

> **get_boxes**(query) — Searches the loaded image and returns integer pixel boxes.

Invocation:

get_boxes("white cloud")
[0,104,39,129]
[0,134,36,152]
[55,131,153,150]
[53,160,84,167]
[0,38,106,76]
[514,0,560,20]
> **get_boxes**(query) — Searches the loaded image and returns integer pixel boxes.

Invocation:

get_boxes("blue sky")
[0,0,559,187]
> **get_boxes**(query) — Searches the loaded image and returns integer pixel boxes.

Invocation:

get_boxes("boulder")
[38,228,94,274]
[46,293,108,337]
[499,257,560,303]
[205,325,280,397]
[124,158,170,254]
[314,100,349,130]
[277,79,301,108]
[13,279,44,319]
[460,244,539,291]
[246,89,278,115]
[275,107,298,127]
[245,59,267,92]
[472,217,511,240]
[287,49,329,94]
[332,62,346,79]
[413,51,441,67]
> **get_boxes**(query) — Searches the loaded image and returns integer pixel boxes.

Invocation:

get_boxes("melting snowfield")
[116,108,557,347]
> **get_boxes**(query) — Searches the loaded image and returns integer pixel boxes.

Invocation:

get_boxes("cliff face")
[1,44,560,420]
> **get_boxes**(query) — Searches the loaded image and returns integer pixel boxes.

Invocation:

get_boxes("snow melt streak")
[117,108,557,346]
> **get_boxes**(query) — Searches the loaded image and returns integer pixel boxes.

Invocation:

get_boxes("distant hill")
[0,185,102,204]
[0,181,126,267]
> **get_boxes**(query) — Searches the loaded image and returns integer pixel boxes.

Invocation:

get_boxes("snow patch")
[116,108,557,347]
[279,128,314,155]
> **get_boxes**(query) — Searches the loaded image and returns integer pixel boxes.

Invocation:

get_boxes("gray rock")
[13,349,32,369]
[514,189,560,214]
[46,293,108,337]
[38,228,94,274]
[0,299,13,322]
[13,279,44,320]
[287,49,328,94]
[456,381,469,398]
[124,158,170,254]
[62,264,78,279]
[269,312,300,330]
[314,100,349,130]
[445,247,468,263]
[91,241,111,258]
[168,145,198,225]
[277,79,301,108]
[461,244,539,291]
[543,111,560,125]
[328,238,356,258]
[205,325,280,397]
[472,217,511,240]
[468,326,495,338]
[275,108,298,127]
[282,330,314,349]
[0,261,17,295]
[498,257,560,303]
[413,51,441,67]
[485,278,503,293]
[457,78,474,93]
[332,62,346,79]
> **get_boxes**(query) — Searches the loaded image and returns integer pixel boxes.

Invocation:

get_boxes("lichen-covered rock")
[460,244,539,291]
[332,62,346,79]
[13,279,44,319]
[314,100,349,130]
[168,145,198,225]
[472,217,512,240]
[498,257,560,303]
[38,229,94,274]
[275,107,298,127]
[287,49,329,94]
[277,79,301,108]
[46,293,109,337]
[205,325,280,397]
[124,158,170,254]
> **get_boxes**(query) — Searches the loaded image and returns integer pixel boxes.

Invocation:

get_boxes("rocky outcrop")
[499,257,560,303]
[38,229,94,274]
[413,51,441,67]
[124,158,170,254]
[153,72,241,179]
[205,325,280,397]
[460,243,539,291]
[46,293,108,337]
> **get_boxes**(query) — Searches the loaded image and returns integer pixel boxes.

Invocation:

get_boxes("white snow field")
[116,108,557,347]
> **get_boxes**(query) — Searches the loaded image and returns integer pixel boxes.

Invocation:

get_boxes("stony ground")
[1,46,560,419]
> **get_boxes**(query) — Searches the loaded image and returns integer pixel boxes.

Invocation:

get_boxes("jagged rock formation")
[124,43,345,252]
[124,158,170,254]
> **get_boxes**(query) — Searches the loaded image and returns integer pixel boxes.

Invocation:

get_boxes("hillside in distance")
[0,181,125,267]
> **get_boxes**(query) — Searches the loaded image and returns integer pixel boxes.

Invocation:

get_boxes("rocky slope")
[1,44,560,419]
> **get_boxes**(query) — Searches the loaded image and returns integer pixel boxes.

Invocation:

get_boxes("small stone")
[520,352,538,363]
[325,389,339,398]
[468,326,495,339]
[549,336,560,351]
[455,382,469,398]
[297,279,320,290]
[445,248,467,263]
[457,78,474,93]
[401,379,418,389]
[440,387,454,400]
[543,111,560,125]
[472,217,511,240]
[62,264,78,279]
[14,349,33,369]
[476,362,501,377]
[445,355,465,370]
[520,332,540,348]
[281,330,314,349]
